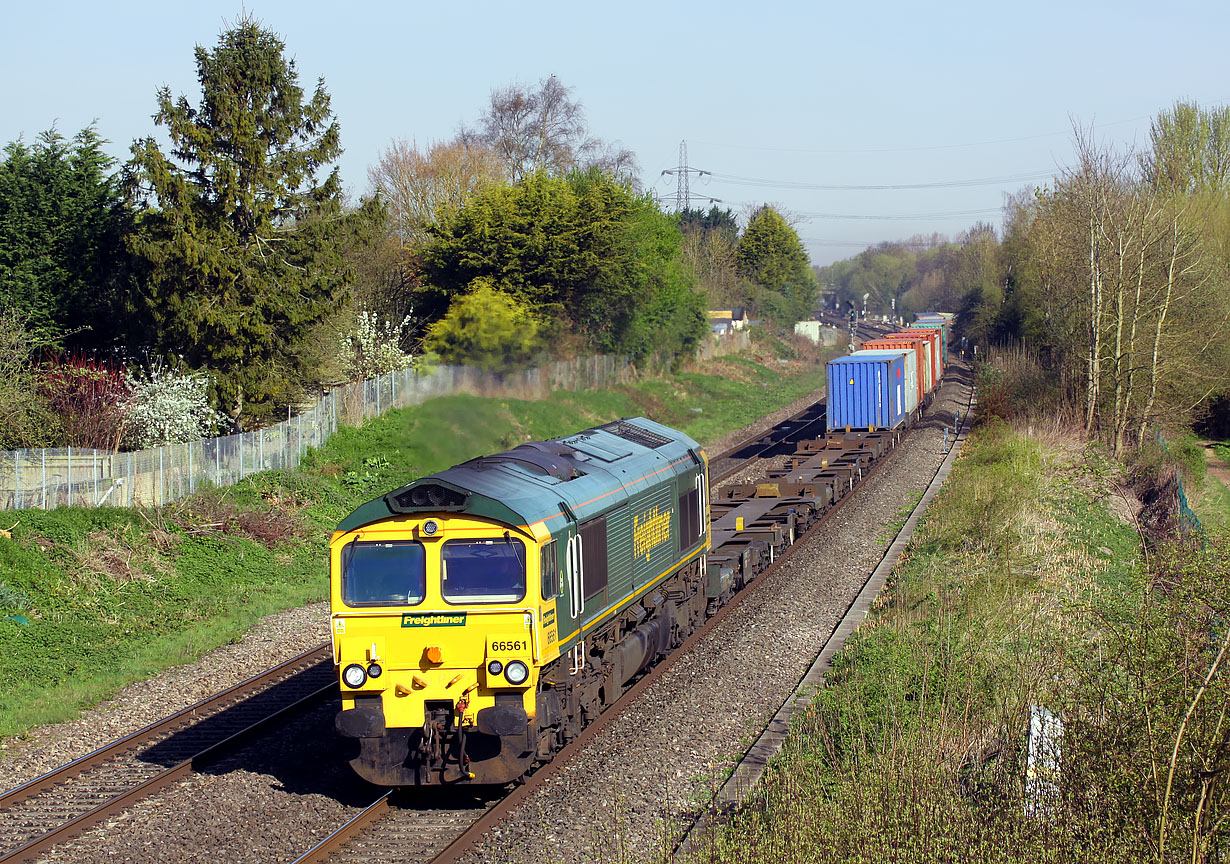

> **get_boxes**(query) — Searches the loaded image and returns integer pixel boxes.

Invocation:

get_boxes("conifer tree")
[0,125,131,340]
[125,17,377,424]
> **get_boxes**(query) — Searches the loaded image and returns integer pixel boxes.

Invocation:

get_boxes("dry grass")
[169,492,304,549]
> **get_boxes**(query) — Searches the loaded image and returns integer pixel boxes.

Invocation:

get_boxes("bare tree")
[467,75,639,185]
[368,137,503,246]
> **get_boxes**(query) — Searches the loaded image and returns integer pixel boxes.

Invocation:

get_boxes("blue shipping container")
[826,353,908,431]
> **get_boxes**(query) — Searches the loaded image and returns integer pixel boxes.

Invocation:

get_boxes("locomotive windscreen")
[441,539,527,603]
[342,540,426,606]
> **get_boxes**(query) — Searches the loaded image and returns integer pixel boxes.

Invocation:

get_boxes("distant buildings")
[708,307,747,334]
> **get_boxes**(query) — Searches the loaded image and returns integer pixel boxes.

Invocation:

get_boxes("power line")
[705,169,1051,191]
[802,238,962,247]
[795,206,1002,221]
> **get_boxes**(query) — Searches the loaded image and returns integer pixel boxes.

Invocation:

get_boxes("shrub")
[124,365,227,448]
[0,310,59,448]
[975,345,1061,424]
[335,309,414,381]
[1168,430,1208,487]
[423,279,543,371]
[40,354,132,451]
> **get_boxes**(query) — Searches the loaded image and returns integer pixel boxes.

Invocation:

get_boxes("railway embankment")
[0,334,832,762]
[681,413,1230,863]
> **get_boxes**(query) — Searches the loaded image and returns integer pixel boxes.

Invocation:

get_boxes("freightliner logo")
[401,612,467,627]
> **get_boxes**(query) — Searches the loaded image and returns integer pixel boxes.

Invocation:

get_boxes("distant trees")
[368,137,503,246]
[678,206,741,307]
[947,109,1230,452]
[1141,100,1230,195]
[734,206,816,324]
[124,17,382,425]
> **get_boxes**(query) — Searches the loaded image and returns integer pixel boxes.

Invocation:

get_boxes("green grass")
[676,421,1214,864]
[0,348,831,741]
[1214,441,1230,465]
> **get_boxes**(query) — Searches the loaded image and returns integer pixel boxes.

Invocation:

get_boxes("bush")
[124,365,227,448]
[1169,430,1208,487]
[0,310,58,448]
[335,309,414,382]
[975,345,1061,424]
[40,354,131,450]
[423,279,543,371]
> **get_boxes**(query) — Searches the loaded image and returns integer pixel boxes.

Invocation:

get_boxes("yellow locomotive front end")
[331,514,554,786]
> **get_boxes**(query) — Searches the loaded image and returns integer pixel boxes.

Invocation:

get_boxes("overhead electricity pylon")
[661,140,718,212]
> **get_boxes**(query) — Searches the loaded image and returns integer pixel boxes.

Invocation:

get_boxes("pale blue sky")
[3,0,1225,264]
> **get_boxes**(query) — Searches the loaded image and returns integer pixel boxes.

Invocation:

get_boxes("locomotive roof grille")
[385,483,469,512]
[598,420,673,449]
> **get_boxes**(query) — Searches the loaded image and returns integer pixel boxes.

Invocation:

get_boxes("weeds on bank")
[679,420,1229,864]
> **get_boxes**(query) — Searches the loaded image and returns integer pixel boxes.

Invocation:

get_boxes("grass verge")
[683,420,1230,863]
[0,340,831,741]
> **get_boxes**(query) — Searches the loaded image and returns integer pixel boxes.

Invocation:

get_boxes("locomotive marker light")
[342,663,368,688]
[422,519,440,536]
[487,660,504,676]
[504,660,530,685]
[367,662,383,678]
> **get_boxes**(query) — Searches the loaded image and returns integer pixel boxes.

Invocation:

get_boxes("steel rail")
[0,644,331,810]
[290,791,394,864]
[0,681,336,863]
[426,387,923,864]
[0,645,334,863]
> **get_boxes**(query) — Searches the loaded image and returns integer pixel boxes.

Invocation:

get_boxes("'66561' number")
[490,640,527,652]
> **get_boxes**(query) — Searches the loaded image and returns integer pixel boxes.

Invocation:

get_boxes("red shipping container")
[884,330,941,381]
[861,338,929,403]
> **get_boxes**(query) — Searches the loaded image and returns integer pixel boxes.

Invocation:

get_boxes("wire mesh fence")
[0,355,633,511]
[1154,426,1205,539]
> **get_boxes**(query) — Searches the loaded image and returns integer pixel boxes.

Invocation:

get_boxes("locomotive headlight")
[342,663,368,688]
[504,660,530,686]
[367,662,383,679]
[487,660,504,676]
[422,519,440,536]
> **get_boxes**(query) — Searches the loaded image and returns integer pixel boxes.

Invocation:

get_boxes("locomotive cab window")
[540,540,559,600]
[341,540,426,607]
[442,538,527,604]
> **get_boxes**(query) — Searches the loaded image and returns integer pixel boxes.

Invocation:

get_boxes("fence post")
[92,451,98,506]
[129,451,134,507]
[41,450,46,510]
[159,446,164,506]
[216,440,221,488]
[188,442,194,495]
[14,451,20,510]
[259,428,264,474]
[66,446,73,508]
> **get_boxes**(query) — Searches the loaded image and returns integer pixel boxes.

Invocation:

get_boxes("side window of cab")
[540,540,559,600]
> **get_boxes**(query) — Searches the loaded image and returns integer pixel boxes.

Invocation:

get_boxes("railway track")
[0,358,923,862]
[290,375,961,864]
[0,645,335,863]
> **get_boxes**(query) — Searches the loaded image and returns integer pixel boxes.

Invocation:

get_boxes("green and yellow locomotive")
[330,418,709,785]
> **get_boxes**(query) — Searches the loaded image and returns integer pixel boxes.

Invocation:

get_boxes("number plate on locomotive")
[486,634,530,654]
